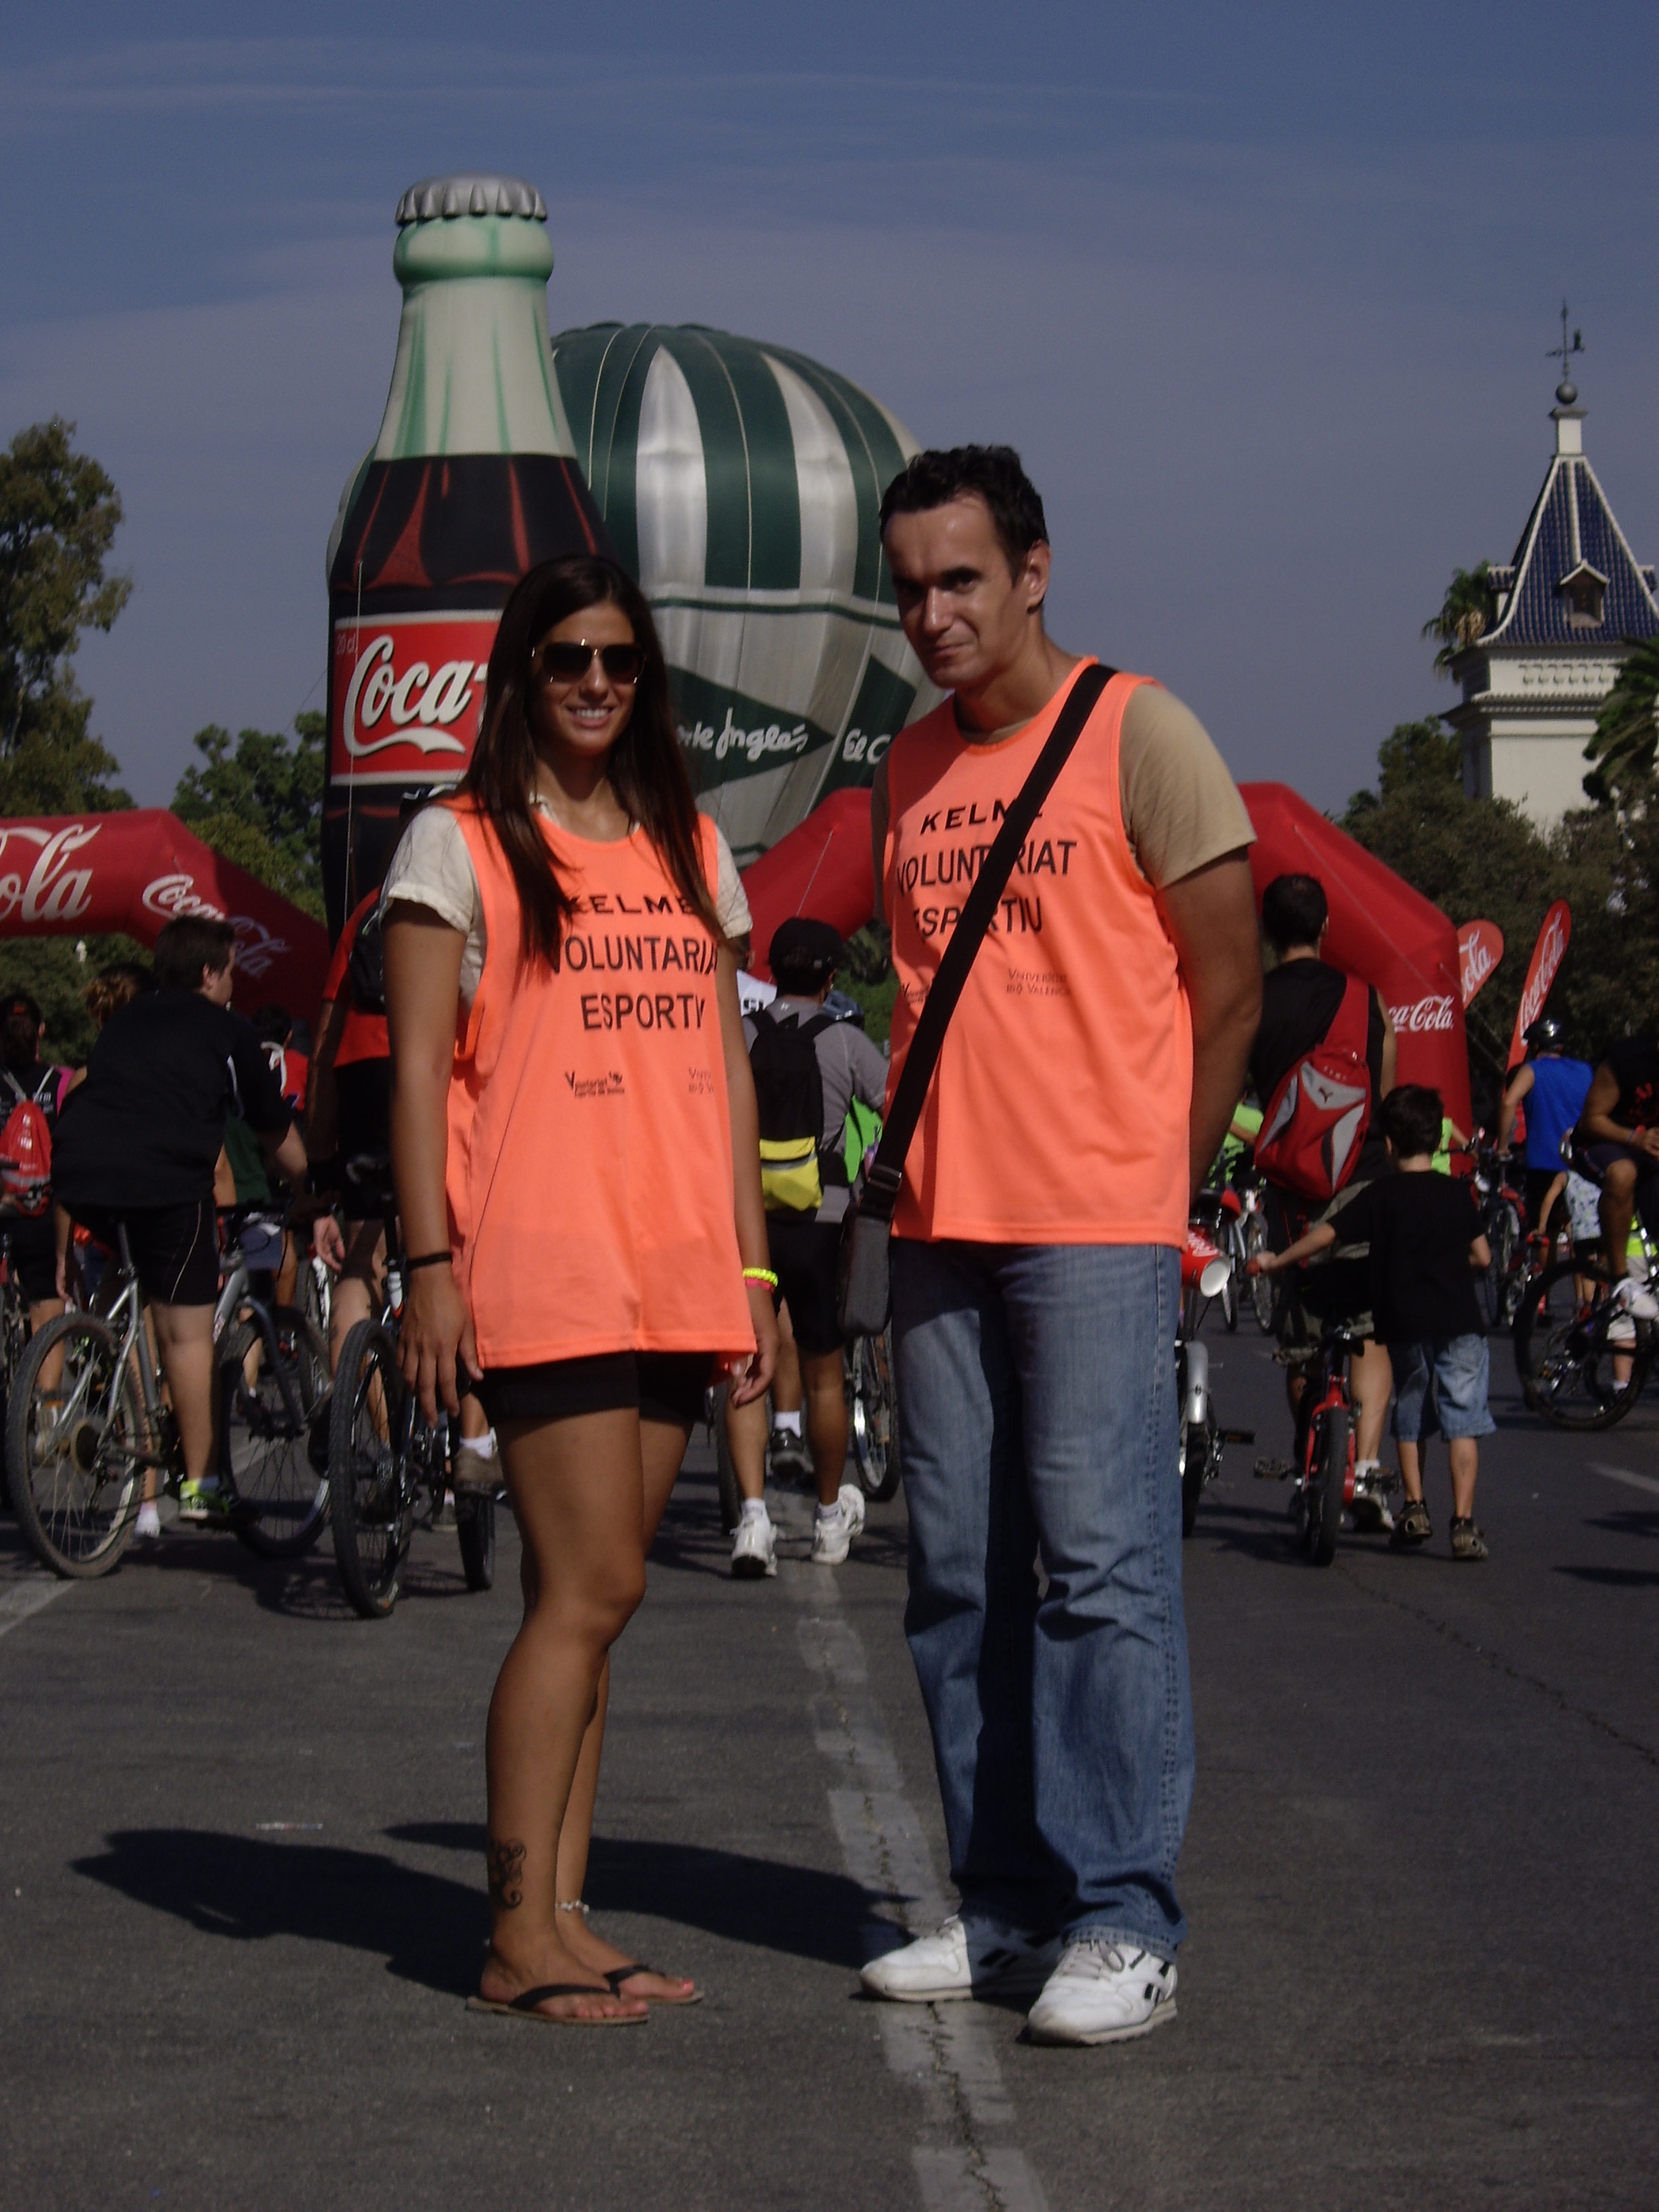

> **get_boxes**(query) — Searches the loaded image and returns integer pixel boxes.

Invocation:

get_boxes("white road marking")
[1590,1463,1659,1501]
[785,1553,1048,2211]
[0,1578,68,1639]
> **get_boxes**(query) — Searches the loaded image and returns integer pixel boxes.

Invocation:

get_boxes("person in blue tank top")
[1497,1017,1593,1231]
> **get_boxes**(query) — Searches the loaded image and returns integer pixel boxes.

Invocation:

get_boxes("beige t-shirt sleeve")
[711,821,752,943]
[381,807,487,1003]
[1118,683,1256,888]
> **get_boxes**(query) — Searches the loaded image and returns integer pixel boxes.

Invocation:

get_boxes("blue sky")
[3,1,1655,807]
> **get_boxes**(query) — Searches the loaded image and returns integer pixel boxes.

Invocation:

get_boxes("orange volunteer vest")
[884,663,1191,1248]
[444,802,755,1370]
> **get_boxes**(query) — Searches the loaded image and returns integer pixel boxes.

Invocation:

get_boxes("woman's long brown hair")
[459,556,720,971]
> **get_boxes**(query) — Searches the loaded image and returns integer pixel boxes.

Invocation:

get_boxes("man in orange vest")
[860,447,1261,2045]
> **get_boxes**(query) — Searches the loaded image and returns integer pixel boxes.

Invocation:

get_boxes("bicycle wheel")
[328,1319,412,1618]
[455,1490,495,1591]
[1179,1412,1215,1538]
[1495,1201,1525,1326]
[1515,1258,1651,1429]
[1245,1217,1275,1332]
[5,1313,144,1578]
[221,1307,331,1560]
[1307,1404,1349,1566]
[850,1326,900,1503]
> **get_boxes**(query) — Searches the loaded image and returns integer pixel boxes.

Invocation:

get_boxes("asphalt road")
[2,1314,1656,2212]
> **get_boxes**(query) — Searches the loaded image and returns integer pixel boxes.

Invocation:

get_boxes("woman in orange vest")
[383,555,777,2028]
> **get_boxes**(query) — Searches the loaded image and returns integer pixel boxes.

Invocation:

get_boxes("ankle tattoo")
[487,1837,526,1911]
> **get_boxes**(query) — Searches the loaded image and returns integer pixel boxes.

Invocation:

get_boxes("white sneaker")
[1025,1938,1178,2046]
[811,1483,865,1564]
[730,1505,777,1579]
[133,1501,161,1542]
[860,1913,1062,2003]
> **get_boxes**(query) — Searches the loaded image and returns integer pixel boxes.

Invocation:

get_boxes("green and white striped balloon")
[550,323,939,861]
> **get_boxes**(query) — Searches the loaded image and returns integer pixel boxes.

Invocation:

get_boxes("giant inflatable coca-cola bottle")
[323,173,609,933]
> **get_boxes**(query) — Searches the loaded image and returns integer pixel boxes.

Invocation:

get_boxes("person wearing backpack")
[51,916,306,1525]
[1250,872,1397,1496]
[0,991,73,1342]
[726,916,888,1576]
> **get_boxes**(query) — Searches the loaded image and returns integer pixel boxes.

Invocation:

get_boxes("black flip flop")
[466,1982,648,2026]
[604,1963,704,2006]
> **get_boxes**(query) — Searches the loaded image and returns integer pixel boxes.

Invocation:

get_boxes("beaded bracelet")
[742,1266,779,1288]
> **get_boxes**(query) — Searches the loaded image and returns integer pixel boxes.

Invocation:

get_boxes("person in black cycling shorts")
[52,916,306,1523]
[1575,1028,1659,1301]
[727,917,888,1576]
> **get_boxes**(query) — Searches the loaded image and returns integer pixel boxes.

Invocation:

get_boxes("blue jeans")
[890,1237,1193,1959]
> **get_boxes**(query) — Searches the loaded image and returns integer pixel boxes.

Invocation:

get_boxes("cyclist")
[383,553,777,2026]
[726,916,888,1576]
[51,916,306,1525]
[1574,1026,1659,1311]
[1498,1017,1592,1235]
[1250,872,1395,1509]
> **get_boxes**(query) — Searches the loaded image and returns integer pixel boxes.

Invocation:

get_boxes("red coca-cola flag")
[0,813,330,1024]
[1506,901,1572,1070]
[1458,919,1504,1006]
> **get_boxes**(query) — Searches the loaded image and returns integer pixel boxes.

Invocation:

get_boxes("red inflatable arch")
[741,779,1471,1132]
[0,813,331,1025]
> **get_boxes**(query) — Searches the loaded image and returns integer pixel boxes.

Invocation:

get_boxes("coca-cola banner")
[330,613,498,787]
[1458,919,1505,1007]
[1239,782,1472,1134]
[1506,900,1572,1071]
[0,814,331,1023]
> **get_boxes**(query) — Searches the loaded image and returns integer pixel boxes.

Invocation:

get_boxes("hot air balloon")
[550,324,939,862]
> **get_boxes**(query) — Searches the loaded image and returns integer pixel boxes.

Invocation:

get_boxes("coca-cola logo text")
[1517,909,1569,1031]
[0,823,100,925]
[1389,994,1456,1034]
[330,614,500,785]
[140,874,289,979]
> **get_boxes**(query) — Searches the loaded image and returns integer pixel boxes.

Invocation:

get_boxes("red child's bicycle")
[1288,1317,1359,1567]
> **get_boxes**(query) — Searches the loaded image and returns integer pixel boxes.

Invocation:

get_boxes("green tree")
[1421,563,1493,675]
[171,712,325,920]
[1583,634,1659,801]
[0,418,136,1062]
[1343,724,1659,1099]
[0,417,131,813]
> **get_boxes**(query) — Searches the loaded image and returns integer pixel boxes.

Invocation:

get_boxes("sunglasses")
[534,640,647,687]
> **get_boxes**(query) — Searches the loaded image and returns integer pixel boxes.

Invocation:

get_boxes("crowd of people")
[5,442,1650,2052]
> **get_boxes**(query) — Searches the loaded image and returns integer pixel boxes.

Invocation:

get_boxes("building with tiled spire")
[1450,375,1658,824]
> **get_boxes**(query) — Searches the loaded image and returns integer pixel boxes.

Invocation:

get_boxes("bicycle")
[1470,1143,1526,1330]
[1176,1244,1254,1537]
[6,1216,329,1580]
[327,1200,495,1619]
[1286,1319,1363,1566]
[1513,1252,1654,1427]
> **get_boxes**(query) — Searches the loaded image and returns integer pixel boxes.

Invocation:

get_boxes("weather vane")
[1547,300,1584,401]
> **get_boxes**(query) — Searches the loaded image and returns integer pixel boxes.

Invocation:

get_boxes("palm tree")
[1422,564,1493,674]
[1584,635,1659,794]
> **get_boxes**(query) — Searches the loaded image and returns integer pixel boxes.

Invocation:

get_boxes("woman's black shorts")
[74,1200,220,1307]
[476,1350,713,1430]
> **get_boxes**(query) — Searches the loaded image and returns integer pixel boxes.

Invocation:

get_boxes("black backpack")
[750,1008,842,1212]
[346,903,386,1017]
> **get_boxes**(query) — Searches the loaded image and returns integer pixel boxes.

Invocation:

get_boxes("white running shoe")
[1025,1938,1178,2046]
[860,1913,1062,2003]
[730,1506,777,1579]
[811,1483,866,1564]
[132,1501,161,1542]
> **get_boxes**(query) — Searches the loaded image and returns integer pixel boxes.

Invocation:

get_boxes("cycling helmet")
[1524,1015,1565,1052]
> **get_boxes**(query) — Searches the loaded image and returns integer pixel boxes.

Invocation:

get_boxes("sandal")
[604,1963,704,2006]
[466,1982,648,2027]
[1390,1497,1432,1549]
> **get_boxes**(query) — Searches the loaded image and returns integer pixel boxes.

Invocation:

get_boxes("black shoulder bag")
[836,661,1113,1336]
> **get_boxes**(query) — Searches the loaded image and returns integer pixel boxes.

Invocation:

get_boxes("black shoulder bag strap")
[862,661,1113,1223]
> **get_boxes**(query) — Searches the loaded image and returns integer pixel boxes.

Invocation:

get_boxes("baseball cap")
[769,916,844,987]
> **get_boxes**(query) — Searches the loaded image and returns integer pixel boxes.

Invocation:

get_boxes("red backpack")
[0,1069,58,1216]
[1253,975,1373,1204]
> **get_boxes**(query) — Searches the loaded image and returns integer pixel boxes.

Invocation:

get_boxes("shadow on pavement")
[73,1828,487,1995]
[1555,1564,1659,1587]
[386,1824,876,1969]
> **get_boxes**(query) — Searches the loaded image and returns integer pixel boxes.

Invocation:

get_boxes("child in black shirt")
[1253,1086,1494,1561]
